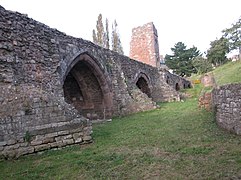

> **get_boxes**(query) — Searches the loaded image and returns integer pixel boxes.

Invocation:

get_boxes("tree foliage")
[222,17,241,57]
[96,14,105,47]
[165,42,201,77]
[192,56,212,74]
[207,37,229,66]
[111,20,124,54]
[92,29,97,45]
[92,14,123,54]
[105,18,110,49]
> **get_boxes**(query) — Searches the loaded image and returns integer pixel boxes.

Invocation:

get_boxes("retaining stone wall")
[212,83,241,135]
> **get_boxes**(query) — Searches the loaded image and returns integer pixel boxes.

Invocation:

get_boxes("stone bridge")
[0,6,190,157]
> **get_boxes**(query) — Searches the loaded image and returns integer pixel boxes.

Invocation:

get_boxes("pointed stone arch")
[135,72,152,98]
[63,53,113,120]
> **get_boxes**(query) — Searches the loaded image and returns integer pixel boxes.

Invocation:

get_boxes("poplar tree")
[111,20,124,54]
[92,15,123,54]
[92,14,105,47]
[105,18,110,49]
[92,29,97,44]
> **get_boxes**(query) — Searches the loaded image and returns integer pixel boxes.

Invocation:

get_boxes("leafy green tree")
[192,56,212,74]
[207,37,229,66]
[111,20,124,54]
[165,42,201,76]
[222,17,241,58]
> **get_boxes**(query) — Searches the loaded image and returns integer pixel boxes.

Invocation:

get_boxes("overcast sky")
[1,0,240,56]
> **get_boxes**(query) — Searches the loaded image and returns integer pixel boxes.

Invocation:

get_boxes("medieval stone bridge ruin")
[0,6,190,157]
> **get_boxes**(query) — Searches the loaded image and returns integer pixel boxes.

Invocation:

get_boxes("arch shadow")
[134,72,152,98]
[62,53,113,120]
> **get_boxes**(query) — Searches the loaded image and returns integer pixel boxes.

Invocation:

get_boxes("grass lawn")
[0,86,241,179]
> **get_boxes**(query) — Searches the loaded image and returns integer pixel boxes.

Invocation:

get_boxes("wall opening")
[136,77,151,97]
[63,54,112,120]
[166,76,170,84]
[175,83,180,91]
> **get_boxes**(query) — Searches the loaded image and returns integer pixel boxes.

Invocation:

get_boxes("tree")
[207,37,229,66]
[92,14,105,47]
[111,20,124,54]
[165,42,201,76]
[92,15,123,53]
[222,17,241,58]
[92,29,97,44]
[104,18,110,49]
[192,56,212,74]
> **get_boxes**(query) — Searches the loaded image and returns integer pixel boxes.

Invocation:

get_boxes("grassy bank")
[191,60,241,86]
[1,85,240,179]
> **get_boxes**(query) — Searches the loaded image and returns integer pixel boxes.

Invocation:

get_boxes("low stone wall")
[199,92,212,111]
[212,83,241,135]
[0,84,92,158]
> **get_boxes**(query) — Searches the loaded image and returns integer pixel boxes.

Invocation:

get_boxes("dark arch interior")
[166,76,170,84]
[63,60,110,120]
[136,77,151,97]
[175,83,180,91]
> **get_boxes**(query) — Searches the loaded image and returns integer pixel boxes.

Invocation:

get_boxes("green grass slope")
[1,85,240,179]
[190,60,241,86]
[212,60,241,85]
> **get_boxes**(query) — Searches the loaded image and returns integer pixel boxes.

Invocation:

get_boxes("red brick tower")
[129,22,160,68]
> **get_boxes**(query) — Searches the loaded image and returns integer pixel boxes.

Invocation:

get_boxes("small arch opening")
[166,76,170,84]
[136,77,151,97]
[175,83,180,91]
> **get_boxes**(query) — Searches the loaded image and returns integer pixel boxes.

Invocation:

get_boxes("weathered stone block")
[17,146,34,157]
[57,130,69,136]
[45,132,58,138]
[42,137,54,144]
[4,144,20,151]
[63,139,74,145]
[0,141,7,146]
[63,134,72,140]
[30,140,42,146]
[34,144,50,152]
[74,138,82,143]
[83,136,92,141]
[73,132,81,140]
[7,139,17,145]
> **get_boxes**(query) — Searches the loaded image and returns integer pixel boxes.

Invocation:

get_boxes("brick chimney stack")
[129,22,160,68]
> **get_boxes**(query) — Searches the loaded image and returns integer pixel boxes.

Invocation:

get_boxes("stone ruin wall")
[130,22,160,68]
[212,83,241,135]
[0,6,184,158]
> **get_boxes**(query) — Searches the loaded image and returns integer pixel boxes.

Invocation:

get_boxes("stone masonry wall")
[212,83,241,135]
[0,6,183,157]
[130,22,160,68]
[0,84,92,158]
